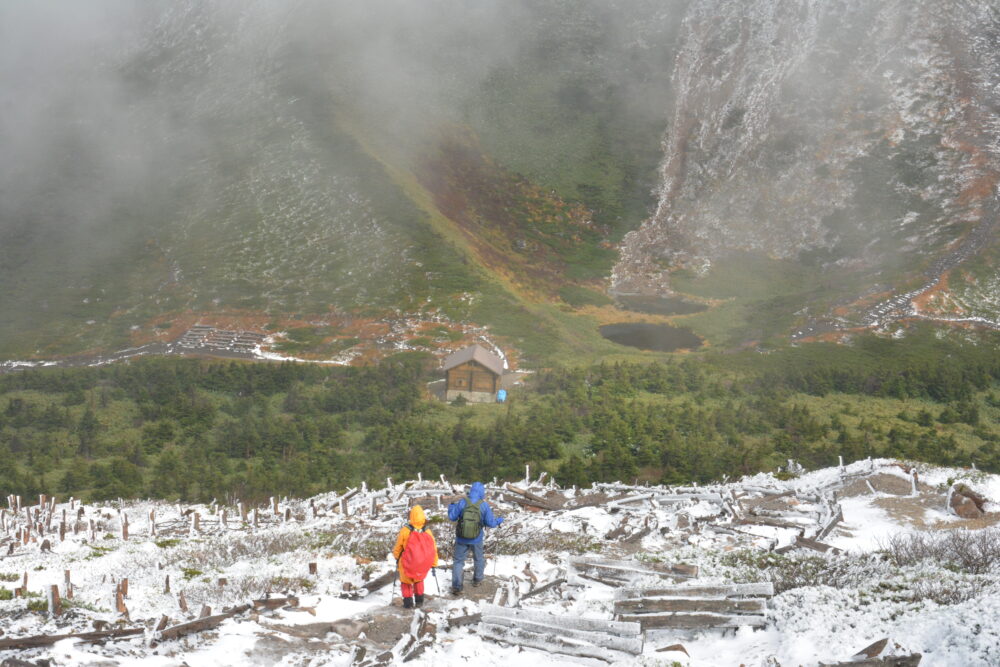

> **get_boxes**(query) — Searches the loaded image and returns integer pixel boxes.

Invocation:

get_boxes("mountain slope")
[614,0,1000,343]
[1,0,997,360]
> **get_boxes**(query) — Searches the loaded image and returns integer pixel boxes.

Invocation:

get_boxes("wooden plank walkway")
[476,603,643,661]
[568,556,697,587]
[614,582,773,631]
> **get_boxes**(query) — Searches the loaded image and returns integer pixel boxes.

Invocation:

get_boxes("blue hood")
[469,481,486,502]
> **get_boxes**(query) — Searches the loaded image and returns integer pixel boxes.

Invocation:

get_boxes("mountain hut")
[442,344,504,403]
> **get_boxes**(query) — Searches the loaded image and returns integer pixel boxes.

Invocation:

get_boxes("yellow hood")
[408,505,426,529]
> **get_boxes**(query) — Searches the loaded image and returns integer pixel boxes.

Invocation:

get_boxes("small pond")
[615,295,708,316]
[599,323,703,352]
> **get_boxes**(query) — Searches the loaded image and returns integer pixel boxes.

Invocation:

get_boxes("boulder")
[950,493,984,519]
[954,484,987,511]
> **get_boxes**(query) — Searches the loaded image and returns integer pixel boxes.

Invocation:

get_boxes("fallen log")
[622,526,654,544]
[481,604,641,640]
[569,557,697,583]
[737,515,812,529]
[253,596,299,610]
[616,611,767,630]
[615,582,774,600]
[477,623,623,662]
[157,603,252,642]
[497,493,557,512]
[794,535,843,554]
[0,627,144,650]
[504,484,563,511]
[356,570,395,597]
[615,597,766,615]
[815,504,844,541]
[447,612,482,629]
[571,571,622,588]
[520,577,567,601]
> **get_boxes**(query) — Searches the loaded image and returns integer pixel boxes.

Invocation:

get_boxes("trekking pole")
[389,562,398,605]
[491,537,498,576]
[432,567,441,595]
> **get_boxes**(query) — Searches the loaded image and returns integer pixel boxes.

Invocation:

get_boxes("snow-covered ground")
[1,459,998,666]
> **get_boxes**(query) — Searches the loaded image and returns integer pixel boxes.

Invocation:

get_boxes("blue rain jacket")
[448,481,502,545]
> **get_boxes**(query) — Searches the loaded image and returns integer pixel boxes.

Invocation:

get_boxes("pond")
[615,295,708,316]
[599,323,703,352]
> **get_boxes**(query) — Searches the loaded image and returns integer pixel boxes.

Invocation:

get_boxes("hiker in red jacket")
[391,505,439,609]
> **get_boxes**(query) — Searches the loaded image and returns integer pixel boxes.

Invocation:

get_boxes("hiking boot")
[415,594,424,607]
[450,587,462,596]
[402,596,414,609]
[472,579,483,588]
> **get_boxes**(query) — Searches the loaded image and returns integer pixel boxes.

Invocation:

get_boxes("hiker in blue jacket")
[447,481,503,594]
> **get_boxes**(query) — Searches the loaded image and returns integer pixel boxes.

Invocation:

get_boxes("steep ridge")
[615,0,1000,336]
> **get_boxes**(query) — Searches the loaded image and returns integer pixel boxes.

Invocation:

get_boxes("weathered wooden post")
[164,575,170,594]
[371,497,378,516]
[178,591,188,612]
[221,509,228,528]
[271,496,279,516]
[340,497,349,516]
[88,519,96,542]
[308,562,318,576]
[64,570,72,599]
[48,585,61,617]
[252,508,259,527]
[218,577,227,588]
[122,513,129,541]
[199,605,212,618]
[59,520,66,542]
[284,508,291,523]
[239,502,247,523]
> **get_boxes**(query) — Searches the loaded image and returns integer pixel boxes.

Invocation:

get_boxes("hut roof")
[442,344,504,377]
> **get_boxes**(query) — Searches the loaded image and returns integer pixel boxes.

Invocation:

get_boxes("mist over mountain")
[1,0,996,360]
